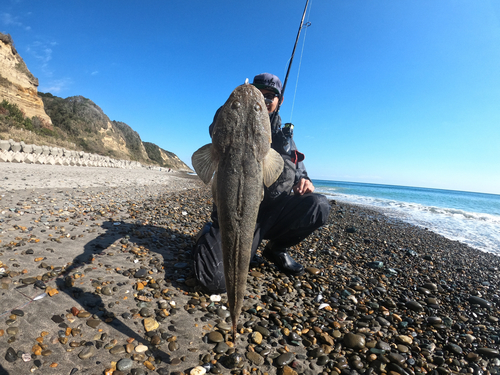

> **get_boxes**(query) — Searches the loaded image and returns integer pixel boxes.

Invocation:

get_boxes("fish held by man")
[191,82,284,338]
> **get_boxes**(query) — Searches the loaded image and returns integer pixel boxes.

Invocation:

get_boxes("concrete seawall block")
[21,143,33,153]
[23,154,34,164]
[11,152,24,163]
[34,155,45,164]
[0,141,149,171]
[10,142,22,153]
[0,150,13,162]
[0,140,10,151]
[32,145,43,155]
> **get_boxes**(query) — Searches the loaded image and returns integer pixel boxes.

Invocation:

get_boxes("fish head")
[211,83,271,161]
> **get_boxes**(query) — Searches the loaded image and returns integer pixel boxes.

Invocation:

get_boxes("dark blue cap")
[252,73,282,95]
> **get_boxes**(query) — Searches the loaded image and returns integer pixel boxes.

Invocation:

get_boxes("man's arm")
[288,138,314,195]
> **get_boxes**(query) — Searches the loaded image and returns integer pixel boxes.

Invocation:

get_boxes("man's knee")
[192,230,226,294]
[314,194,331,226]
[301,193,331,228]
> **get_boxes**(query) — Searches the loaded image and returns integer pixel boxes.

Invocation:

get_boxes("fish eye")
[254,103,262,112]
[231,101,241,109]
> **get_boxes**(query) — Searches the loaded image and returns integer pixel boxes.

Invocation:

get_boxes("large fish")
[192,82,284,339]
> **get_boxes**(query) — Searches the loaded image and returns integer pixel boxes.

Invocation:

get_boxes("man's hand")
[293,179,315,195]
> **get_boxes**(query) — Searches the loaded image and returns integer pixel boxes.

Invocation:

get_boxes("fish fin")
[191,144,217,184]
[262,148,284,187]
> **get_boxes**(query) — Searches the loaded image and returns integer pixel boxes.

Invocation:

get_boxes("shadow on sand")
[51,219,197,366]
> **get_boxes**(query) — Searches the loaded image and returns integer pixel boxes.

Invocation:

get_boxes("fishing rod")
[270,0,311,127]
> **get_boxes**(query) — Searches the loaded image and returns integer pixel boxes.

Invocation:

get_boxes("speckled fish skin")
[214,84,270,338]
[191,83,283,338]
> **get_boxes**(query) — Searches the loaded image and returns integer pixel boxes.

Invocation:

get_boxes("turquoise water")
[312,180,500,255]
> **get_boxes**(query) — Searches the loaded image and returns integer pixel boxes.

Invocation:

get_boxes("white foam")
[323,191,500,256]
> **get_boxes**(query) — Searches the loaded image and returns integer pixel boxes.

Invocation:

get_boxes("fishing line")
[271,0,311,127]
[289,0,313,122]
[289,19,311,122]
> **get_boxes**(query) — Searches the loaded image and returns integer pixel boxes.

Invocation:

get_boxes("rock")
[246,351,264,366]
[275,352,294,367]
[116,358,134,371]
[143,317,159,332]
[224,352,244,368]
[214,342,229,354]
[476,348,499,357]
[305,267,321,275]
[251,331,263,345]
[109,346,126,355]
[78,346,96,359]
[190,366,207,375]
[406,300,424,312]
[6,327,18,335]
[135,344,148,353]
[387,352,406,366]
[5,347,17,362]
[86,319,101,328]
[134,269,148,278]
[207,331,224,343]
[468,296,492,308]
[396,335,413,345]
[101,286,112,295]
[343,332,366,349]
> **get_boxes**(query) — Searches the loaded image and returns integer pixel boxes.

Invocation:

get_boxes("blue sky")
[2,0,499,195]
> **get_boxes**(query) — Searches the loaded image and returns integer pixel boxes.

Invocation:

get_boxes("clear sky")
[2,0,499,195]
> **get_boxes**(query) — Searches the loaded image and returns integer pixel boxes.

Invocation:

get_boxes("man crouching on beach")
[193,73,331,294]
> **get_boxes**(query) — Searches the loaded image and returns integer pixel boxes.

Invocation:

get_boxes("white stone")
[134,344,148,353]
[190,366,207,375]
[210,295,222,302]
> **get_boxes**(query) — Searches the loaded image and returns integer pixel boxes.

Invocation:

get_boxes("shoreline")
[319,190,500,257]
[1,165,499,374]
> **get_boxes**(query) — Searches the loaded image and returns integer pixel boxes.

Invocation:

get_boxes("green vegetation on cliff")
[143,142,178,169]
[0,100,55,137]
[39,93,120,157]
[0,92,192,171]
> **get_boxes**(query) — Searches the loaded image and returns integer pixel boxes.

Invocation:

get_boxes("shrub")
[0,100,26,124]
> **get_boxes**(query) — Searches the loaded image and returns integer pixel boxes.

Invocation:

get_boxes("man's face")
[259,89,281,114]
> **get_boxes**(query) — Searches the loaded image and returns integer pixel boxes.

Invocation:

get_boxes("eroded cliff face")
[159,148,191,171]
[0,33,52,125]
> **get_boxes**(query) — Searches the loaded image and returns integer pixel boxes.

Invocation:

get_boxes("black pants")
[193,193,331,293]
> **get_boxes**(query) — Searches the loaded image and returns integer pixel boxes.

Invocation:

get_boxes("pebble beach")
[1,163,499,375]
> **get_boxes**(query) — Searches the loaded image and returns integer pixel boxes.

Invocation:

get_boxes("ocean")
[312,180,500,256]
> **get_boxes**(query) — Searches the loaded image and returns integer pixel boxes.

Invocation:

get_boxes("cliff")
[0,33,52,125]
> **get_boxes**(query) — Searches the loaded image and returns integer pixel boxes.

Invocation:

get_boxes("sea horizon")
[312,179,500,256]
[313,179,500,197]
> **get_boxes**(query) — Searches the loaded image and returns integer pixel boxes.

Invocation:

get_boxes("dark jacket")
[209,109,309,201]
